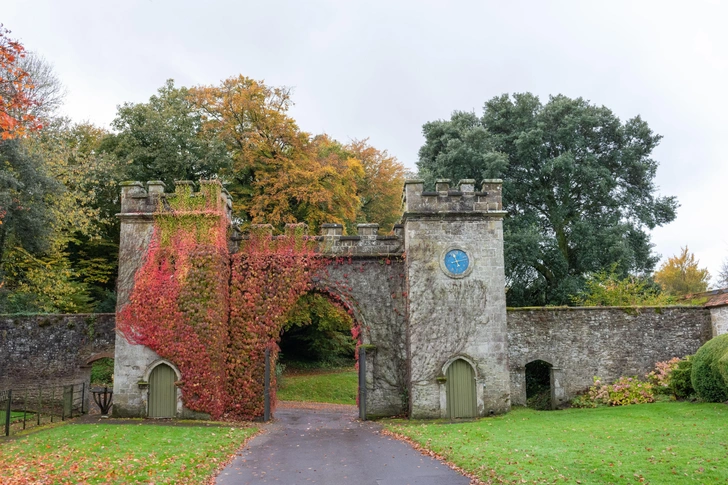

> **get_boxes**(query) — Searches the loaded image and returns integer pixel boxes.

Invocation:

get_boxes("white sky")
[5,0,727,283]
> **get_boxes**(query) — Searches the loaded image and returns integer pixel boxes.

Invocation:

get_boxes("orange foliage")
[347,139,405,233]
[0,25,41,139]
[190,76,365,232]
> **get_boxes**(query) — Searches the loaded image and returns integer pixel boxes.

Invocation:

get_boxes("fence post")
[359,347,367,421]
[81,382,85,414]
[5,389,12,437]
[23,389,27,430]
[63,385,72,420]
[51,386,55,423]
[264,348,271,422]
[37,387,41,426]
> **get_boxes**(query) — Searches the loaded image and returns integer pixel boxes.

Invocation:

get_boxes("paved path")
[215,403,471,485]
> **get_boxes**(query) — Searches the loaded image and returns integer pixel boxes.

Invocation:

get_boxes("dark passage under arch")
[525,360,553,410]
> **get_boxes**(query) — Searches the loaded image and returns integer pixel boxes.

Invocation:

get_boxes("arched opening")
[445,358,477,419]
[148,363,177,418]
[525,360,553,410]
[277,291,359,407]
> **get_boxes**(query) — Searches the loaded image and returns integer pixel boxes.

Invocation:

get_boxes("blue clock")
[443,249,471,277]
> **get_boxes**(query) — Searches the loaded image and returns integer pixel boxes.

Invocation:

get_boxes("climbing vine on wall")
[117,181,230,419]
[228,225,323,420]
[118,184,369,420]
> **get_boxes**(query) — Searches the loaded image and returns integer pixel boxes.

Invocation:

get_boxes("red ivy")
[227,230,323,420]
[118,183,230,419]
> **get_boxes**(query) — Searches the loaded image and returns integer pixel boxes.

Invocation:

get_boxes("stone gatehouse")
[111,179,720,420]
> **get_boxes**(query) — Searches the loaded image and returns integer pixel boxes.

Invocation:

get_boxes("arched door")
[446,359,477,418]
[149,364,176,418]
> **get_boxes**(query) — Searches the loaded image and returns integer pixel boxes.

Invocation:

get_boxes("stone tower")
[402,179,511,418]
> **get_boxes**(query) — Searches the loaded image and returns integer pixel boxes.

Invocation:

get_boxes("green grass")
[0,422,257,484]
[385,402,728,484]
[0,410,29,423]
[277,369,357,405]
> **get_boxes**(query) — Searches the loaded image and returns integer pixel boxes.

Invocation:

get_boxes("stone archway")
[114,178,510,419]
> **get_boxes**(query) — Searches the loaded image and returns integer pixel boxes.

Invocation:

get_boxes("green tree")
[418,93,678,306]
[572,265,674,306]
[280,293,355,365]
[654,246,711,297]
[103,79,231,187]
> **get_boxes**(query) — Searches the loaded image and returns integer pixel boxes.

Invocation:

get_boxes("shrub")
[669,355,694,399]
[691,334,728,403]
[646,357,681,394]
[571,376,654,407]
[526,390,552,410]
[90,358,114,385]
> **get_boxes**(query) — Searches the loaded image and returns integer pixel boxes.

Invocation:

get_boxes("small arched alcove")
[525,359,553,410]
[145,361,180,418]
[445,358,477,419]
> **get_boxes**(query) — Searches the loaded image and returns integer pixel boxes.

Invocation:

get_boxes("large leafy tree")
[348,139,406,233]
[418,93,678,306]
[191,76,405,233]
[103,79,231,187]
[654,246,710,296]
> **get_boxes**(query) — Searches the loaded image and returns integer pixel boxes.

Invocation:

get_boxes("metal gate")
[148,364,176,418]
[446,359,476,418]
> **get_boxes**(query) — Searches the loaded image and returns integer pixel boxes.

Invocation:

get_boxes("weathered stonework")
[315,260,407,416]
[403,179,510,418]
[507,306,712,406]
[107,178,717,420]
[708,306,728,337]
[0,313,115,389]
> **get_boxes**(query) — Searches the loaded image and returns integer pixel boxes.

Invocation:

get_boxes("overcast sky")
[5,0,727,283]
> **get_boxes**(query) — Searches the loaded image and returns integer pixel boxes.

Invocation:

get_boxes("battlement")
[232,222,404,257]
[119,180,233,222]
[402,179,505,217]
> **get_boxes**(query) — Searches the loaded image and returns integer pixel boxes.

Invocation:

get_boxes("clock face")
[444,249,470,276]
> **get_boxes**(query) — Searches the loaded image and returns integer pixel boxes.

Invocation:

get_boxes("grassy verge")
[0,422,257,484]
[384,402,728,484]
[277,369,357,405]
[0,410,29,422]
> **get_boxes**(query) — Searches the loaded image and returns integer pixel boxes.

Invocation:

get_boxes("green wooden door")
[446,359,477,418]
[149,364,176,418]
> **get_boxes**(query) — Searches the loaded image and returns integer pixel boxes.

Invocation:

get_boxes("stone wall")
[709,306,728,337]
[0,313,115,389]
[316,259,407,416]
[507,306,713,406]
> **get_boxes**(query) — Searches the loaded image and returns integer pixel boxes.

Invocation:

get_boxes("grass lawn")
[0,422,257,485]
[384,402,728,484]
[277,369,357,405]
[0,410,29,422]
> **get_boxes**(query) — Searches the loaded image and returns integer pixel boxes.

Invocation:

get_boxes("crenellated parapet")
[232,222,404,257]
[119,180,233,223]
[402,178,506,217]
[317,223,403,256]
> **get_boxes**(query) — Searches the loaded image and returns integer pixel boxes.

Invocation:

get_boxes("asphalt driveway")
[215,403,471,485]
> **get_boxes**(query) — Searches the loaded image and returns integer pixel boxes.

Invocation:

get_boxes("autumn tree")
[25,119,122,310]
[347,139,405,233]
[191,76,369,232]
[654,246,711,297]
[418,93,678,306]
[0,25,41,140]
